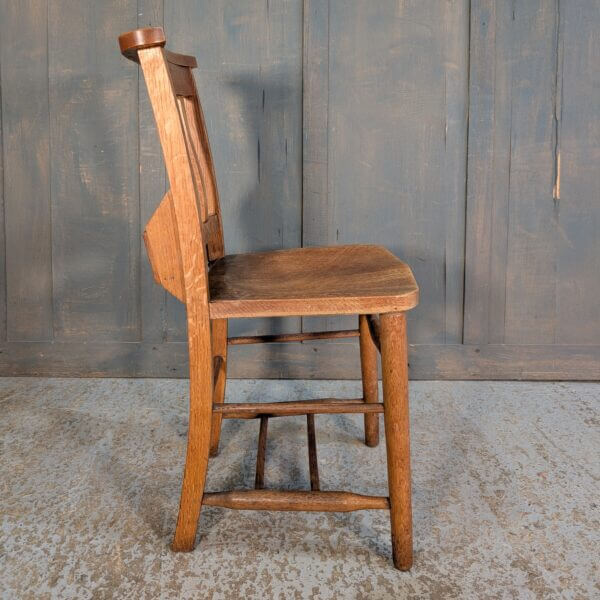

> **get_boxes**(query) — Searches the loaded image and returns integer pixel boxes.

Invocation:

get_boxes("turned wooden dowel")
[202,490,390,512]
[380,312,413,571]
[359,314,380,447]
[214,399,384,419]
[306,414,320,491]
[227,329,359,345]
[255,416,269,490]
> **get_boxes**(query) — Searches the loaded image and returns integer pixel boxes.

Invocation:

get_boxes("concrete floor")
[0,378,598,599]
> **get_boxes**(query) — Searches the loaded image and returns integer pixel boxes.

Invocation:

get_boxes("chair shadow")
[221,74,302,372]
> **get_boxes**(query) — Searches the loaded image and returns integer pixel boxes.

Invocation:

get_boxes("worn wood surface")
[208,245,418,318]
[381,312,412,570]
[0,0,598,379]
[202,490,390,512]
[215,398,382,419]
[134,39,216,552]
[359,314,380,447]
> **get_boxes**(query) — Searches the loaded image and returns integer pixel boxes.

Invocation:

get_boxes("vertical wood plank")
[555,0,600,343]
[502,2,558,344]
[301,0,337,334]
[138,0,168,342]
[465,1,559,345]
[302,0,330,246]
[0,35,5,341]
[0,1,53,341]
[464,0,510,344]
[304,0,469,342]
[380,312,412,570]
[165,0,303,340]
[48,0,140,341]
[441,1,470,343]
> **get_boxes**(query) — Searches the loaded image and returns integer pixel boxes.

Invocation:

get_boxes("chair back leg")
[209,318,228,456]
[359,314,380,447]
[172,322,215,552]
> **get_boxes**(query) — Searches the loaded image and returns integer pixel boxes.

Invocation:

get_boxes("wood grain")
[0,1,52,341]
[228,329,359,345]
[208,245,418,318]
[555,0,600,343]
[380,312,412,570]
[202,490,390,512]
[209,318,228,456]
[214,398,382,419]
[465,1,562,345]
[137,44,214,552]
[360,315,379,447]
[49,0,139,341]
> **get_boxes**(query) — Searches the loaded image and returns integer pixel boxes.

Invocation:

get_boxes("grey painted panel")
[465,1,564,346]
[0,16,5,342]
[48,0,140,341]
[307,0,469,342]
[0,1,598,378]
[464,1,518,344]
[502,1,559,344]
[1,340,599,381]
[164,0,303,340]
[0,1,53,341]
[555,0,600,343]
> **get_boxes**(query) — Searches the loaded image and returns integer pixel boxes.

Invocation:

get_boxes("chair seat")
[208,244,419,318]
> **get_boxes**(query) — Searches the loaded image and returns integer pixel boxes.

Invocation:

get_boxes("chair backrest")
[119,27,224,306]
[119,27,219,396]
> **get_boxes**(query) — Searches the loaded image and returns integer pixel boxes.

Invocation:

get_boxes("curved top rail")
[119,27,198,68]
[118,27,166,62]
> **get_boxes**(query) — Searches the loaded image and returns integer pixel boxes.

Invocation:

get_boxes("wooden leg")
[380,312,413,571]
[359,314,379,447]
[209,318,228,457]
[172,319,215,552]
[255,416,269,489]
[306,414,320,491]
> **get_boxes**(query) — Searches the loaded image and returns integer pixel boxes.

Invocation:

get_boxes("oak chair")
[119,27,419,570]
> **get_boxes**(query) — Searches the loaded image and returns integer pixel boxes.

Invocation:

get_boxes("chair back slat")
[165,56,225,262]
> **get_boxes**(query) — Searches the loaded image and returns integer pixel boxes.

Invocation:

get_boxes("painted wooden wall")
[0,1,598,379]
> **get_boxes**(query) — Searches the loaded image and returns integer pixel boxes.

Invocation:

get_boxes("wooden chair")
[119,27,419,570]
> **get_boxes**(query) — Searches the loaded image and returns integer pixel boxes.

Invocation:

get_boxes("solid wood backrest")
[165,50,225,261]
[119,28,217,408]
[119,27,224,297]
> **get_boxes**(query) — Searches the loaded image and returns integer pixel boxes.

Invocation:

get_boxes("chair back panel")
[166,55,225,262]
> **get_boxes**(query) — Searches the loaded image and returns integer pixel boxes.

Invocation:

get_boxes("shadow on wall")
[223,74,300,358]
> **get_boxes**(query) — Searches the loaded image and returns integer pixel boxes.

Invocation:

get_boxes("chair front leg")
[359,314,379,446]
[209,318,228,456]
[380,311,413,570]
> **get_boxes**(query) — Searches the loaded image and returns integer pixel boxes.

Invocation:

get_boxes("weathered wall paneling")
[0,0,598,379]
